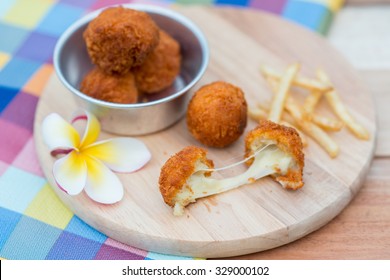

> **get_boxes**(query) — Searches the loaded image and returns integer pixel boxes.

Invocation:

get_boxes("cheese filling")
[173,145,292,215]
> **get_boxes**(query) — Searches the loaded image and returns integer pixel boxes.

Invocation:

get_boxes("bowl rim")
[53,3,209,109]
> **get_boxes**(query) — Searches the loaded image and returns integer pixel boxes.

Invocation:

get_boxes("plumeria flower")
[41,110,151,204]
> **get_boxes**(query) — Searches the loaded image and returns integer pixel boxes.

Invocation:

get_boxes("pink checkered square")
[0,119,31,164]
[12,137,44,177]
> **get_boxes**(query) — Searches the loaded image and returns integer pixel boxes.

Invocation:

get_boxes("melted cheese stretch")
[173,147,292,215]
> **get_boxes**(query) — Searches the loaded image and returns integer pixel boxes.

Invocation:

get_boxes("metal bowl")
[54,4,209,135]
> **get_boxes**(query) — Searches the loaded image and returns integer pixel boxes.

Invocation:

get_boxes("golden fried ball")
[186,81,248,148]
[134,30,181,94]
[80,68,138,104]
[83,6,159,75]
[245,120,304,190]
[159,146,214,207]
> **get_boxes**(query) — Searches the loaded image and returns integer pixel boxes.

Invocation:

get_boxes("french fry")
[302,90,323,117]
[310,113,344,132]
[266,77,339,157]
[317,69,370,140]
[300,120,340,158]
[261,65,332,92]
[268,63,300,122]
[248,106,268,121]
[284,98,340,158]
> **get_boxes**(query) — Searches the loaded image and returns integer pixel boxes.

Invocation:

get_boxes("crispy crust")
[187,81,248,148]
[83,6,159,75]
[134,30,181,94]
[159,146,214,207]
[245,120,304,190]
[80,68,138,104]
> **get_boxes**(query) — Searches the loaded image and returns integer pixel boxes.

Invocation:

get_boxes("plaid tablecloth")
[0,0,343,260]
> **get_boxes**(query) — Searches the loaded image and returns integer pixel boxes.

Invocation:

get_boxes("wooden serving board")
[34,6,376,258]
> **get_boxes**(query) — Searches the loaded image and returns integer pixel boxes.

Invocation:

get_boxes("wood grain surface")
[34,6,376,258]
[360,71,390,157]
[218,68,390,259]
[221,158,390,259]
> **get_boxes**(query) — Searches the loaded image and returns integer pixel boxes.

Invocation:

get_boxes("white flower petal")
[71,110,100,149]
[53,151,87,195]
[84,156,124,204]
[42,113,80,151]
[83,138,151,173]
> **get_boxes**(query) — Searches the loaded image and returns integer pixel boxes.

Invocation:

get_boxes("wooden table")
[223,4,390,259]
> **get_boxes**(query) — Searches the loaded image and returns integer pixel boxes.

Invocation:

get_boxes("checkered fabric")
[0,0,344,260]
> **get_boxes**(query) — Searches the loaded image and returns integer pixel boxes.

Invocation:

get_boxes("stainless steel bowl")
[54,4,209,135]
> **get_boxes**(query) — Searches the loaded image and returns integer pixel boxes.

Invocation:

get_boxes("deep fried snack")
[248,105,308,146]
[80,68,138,104]
[317,69,370,140]
[187,81,247,148]
[159,121,305,216]
[260,65,332,92]
[159,146,214,211]
[83,6,159,75]
[134,30,181,94]
[268,63,300,122]
[285,93,340,158]
[266,76,340,158]
[245,120,304,190]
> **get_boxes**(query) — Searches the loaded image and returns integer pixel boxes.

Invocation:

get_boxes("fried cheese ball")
[80,68,138,104]
[159,120,305,216]
[83,6,160,75]
[134,30,181,94]
[159,146,214,213]
[245,120,304,190]
[187,81,247,148]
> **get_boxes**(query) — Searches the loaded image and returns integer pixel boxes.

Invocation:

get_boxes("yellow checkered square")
[24,184,73,229]
[3,0,55,29]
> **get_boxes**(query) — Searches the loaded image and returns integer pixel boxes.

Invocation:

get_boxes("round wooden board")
[34,6,376,258]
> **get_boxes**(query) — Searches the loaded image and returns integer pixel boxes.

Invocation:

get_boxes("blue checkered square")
[283,0,327,32]
[65,216,107,243]
[0,57,40,88]
[0,166,46,213]
[36,3,84,37]
[0,86,19,113]
[0,207,22,250]
[0,22,29,53]
[0,215,61,259]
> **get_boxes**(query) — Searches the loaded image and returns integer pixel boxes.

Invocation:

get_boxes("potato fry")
[284,98,339,158]
[266,77,339,157]
[268,63,300,122]
[261,65,332,92]
[300,119,339,158]
[310,113,344,132]
[316,69,370,140]
[248,106,268,121]
[303,90,323,117]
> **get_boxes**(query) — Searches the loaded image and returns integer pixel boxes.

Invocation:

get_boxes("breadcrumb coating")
[80,68,138,104]
[159,146,213,207]
[159,120,305,214]
[245,120,304,190]
[187,81,248,148]
[83,6,159,75]
[134,30,181,94]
